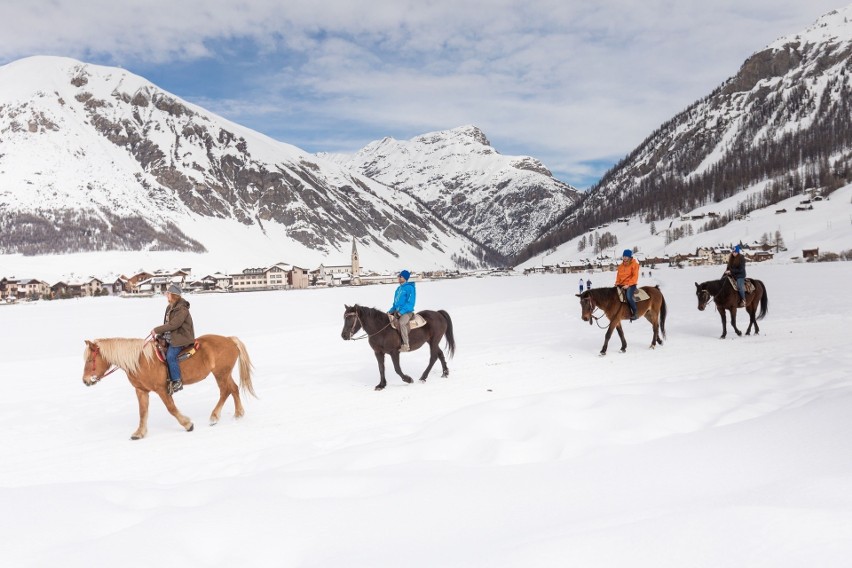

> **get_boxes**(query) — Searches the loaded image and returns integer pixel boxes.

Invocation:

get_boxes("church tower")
[351,238,360,277]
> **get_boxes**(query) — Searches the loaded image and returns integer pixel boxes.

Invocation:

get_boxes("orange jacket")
[615,258,639,287]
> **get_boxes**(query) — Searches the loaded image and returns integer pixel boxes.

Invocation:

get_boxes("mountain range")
[515,5,852,266]
[0,57,576,274]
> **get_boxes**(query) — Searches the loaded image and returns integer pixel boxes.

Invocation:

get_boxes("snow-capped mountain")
[517,5,852,265]
[0,56,494,272]
[323,126,580,258]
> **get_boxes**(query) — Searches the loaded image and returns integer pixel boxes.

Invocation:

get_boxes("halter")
[697,285,723,310]
[86,343,120,385]
[580,294,606,327]
[344,308,392,340]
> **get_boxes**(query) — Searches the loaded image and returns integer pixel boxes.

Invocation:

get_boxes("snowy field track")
[2,262,852,567]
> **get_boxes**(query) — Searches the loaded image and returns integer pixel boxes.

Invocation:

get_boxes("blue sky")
[0,0,845,188]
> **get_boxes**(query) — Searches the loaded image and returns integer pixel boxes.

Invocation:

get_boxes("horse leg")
[374,351,388,391]
[616,322,627,353]
[438,349,449,378]
[649,313,660,349]
[717,307,728,339]
[745,304,759,335]
[419,342,441,382]
[131,388,150,440]
[155,389,194,432]
[389,351,414,385]
[210,369,243,425]
[730,308,742,336]
[600,320,619,355]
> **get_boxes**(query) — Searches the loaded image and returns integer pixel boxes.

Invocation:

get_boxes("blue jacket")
[389,281,416,314]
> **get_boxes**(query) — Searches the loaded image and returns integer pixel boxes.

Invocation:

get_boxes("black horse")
[695,278,768,339]
[341,305,456,390]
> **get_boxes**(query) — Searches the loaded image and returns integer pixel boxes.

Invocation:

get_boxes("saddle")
[616,287,650,303]
[724,276,755,294]
[154,336,200,364]
[387,313,428,330]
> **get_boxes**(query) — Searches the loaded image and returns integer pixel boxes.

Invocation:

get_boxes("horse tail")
[438,310,456,358]
[230,336,257,398]
[658,286,667,339]
[754,279,769,320]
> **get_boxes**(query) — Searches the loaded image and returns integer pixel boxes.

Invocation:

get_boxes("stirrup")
[168,380,183,395]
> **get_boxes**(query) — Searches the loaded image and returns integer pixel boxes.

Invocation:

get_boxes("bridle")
[344,308,392,340]
[581,294,605,327]
[697,286,721,310]
[85,343,119,385]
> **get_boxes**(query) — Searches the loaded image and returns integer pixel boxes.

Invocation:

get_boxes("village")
[522,241,793,275]
[0,239,466,302]
[2,235,812,303]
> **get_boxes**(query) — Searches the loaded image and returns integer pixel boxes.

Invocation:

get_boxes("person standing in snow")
[615,249,640,320]
[586,278,592,290]
[578,278,585,293]
[388,270,416,352]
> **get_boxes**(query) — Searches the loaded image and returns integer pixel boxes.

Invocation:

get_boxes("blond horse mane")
[86,338,157,375]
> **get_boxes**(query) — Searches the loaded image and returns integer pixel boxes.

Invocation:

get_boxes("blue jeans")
[736,277,746,300]
[166,345,183,382]
[624,285,637,315]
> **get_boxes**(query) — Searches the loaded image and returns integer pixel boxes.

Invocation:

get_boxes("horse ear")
[575,293,581,297]
[694,282,699,288]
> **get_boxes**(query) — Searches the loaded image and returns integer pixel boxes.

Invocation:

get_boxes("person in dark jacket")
[152,284,195,393]
[724,245,747,307]
[388,270,416,351]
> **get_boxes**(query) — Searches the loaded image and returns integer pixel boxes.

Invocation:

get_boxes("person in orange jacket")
[615,249,640,320]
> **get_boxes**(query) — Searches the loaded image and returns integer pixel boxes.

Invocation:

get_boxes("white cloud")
[0,0,845,186]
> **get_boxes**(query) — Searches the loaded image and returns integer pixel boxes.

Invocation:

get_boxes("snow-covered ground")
[2,261,852,567]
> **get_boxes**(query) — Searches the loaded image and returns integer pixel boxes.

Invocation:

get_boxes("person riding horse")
[151,284,195,394]
[724,245,747,307]
[615,249,640,320]
[388,270,416,352]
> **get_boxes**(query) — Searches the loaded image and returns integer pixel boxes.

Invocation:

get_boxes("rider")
[725,244,747,307]
[615,249,640,320]
[152,284,195,393]
[388,270,416,351]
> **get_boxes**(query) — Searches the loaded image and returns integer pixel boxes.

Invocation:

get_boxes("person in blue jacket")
[388,270,416,351]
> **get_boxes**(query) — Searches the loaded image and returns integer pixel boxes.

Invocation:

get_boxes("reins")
[581,295,611,328]
[346,309,392,340]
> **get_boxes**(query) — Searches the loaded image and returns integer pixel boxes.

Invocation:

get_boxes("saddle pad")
[155,340,200,363]
[616,287,651,303]
[388,313,427,330]
[725,276,755,294]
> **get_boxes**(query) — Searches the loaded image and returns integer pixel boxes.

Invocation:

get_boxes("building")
[231,263,309,292]
[316,238,362,286]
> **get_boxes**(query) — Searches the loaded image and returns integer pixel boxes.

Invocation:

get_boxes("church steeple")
[351,238,360,276]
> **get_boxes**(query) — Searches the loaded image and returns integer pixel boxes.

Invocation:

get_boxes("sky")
[2,261,852,566]
[0,1,846,188]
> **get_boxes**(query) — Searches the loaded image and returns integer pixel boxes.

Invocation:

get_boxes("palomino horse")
[577,286,667,355]
[341,305,456,391]
[82,335,256,439]
[695,278,768,338]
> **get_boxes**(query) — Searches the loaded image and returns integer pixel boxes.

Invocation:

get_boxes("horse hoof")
[598,352,607,357]
[442,371,449,378]
[374,385,385,391]
[187,423,194,432]
[403,376,413,384]
[130,435,142,440]
[419,378,427,383]
[209,419,218,426]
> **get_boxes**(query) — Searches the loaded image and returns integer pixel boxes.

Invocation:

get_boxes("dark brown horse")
[82,335,256,439]
[695,278,768,338]
[341,305,456,390]
[577,286,667,355]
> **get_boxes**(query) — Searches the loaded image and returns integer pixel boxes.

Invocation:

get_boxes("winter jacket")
[154,298,195,347]
[389,281,416,315]
[726,254,747,279]
[615,258,639,287]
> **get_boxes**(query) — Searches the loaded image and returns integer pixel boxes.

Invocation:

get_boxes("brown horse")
[576,286,667,355]
[82,335,256,439]
[695,278,768,338]
[341,305,455,390]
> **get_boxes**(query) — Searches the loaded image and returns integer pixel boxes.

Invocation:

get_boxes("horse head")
[695,282,712,311]
[341,304,362,340]
[577,290,596,324]
[82,340,112,386]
